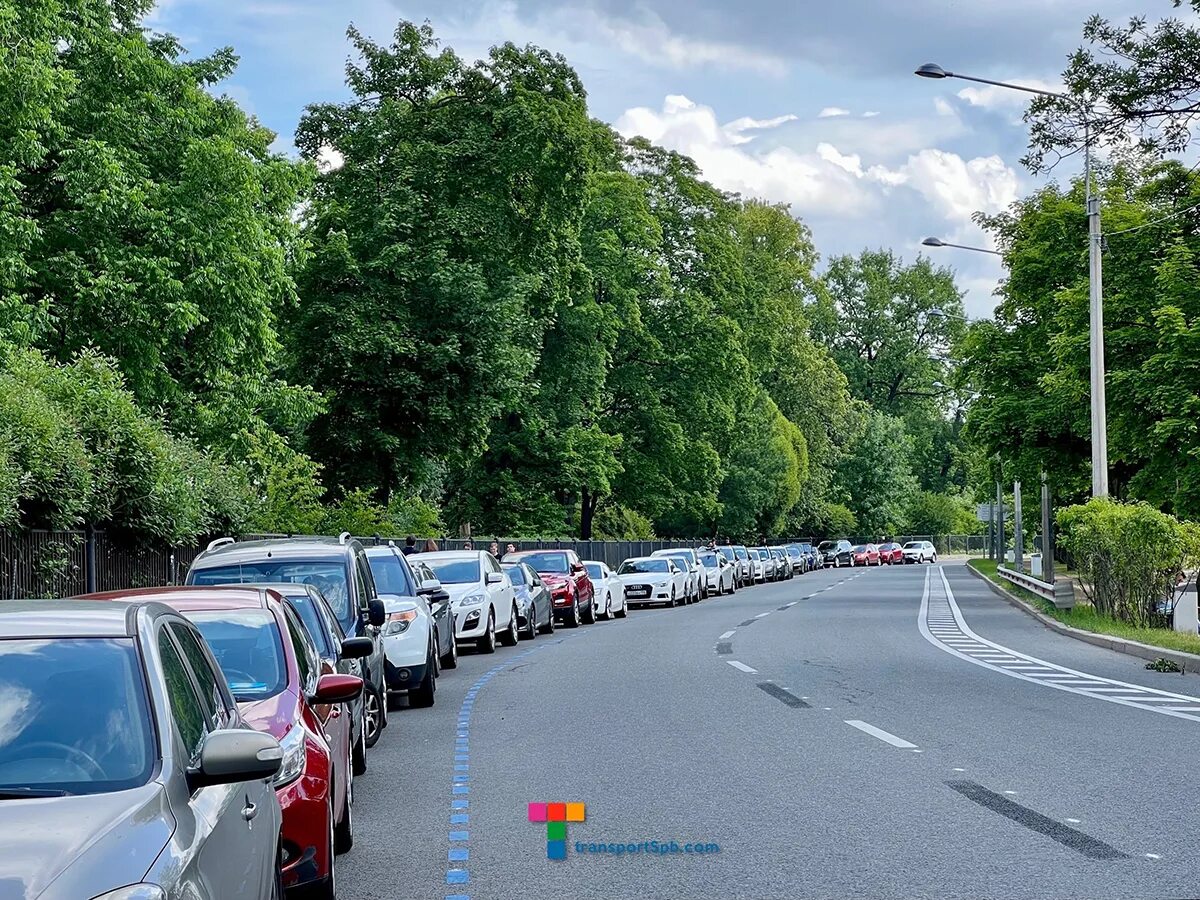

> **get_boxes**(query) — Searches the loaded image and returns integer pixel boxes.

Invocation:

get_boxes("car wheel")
[521,603,538,640]
[566,595,581,628]
[539,603,556,634]
[363,682,384,749]
[670,587,679,607]
[500,604,520,645]
[441,629,459,669]
[581,596,596,624]
[478,610,497,653]
[351,712,367,776]
[615,595,628,618]
[410,646,437,708]
[334,765,354,854]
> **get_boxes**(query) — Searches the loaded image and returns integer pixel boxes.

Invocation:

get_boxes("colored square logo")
[546,821,566,841]
[547,802,566,821]
[565,802,585,822]
[547,839,566,860]
[529,801,587,859]
[527,803,547,822]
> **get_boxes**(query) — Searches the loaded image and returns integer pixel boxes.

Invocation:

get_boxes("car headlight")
[273,724,307,787]
[458,592,485,609]
[384,609,418,636]
[91,887,166,900]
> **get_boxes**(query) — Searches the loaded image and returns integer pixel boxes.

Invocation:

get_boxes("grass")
[967,558,1200,656]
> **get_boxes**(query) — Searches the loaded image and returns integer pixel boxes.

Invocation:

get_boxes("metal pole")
[987,505,994,561]
[1041,471,1054,584]
[1085,123,1109,497]
[84,524,97,594]
[996,480,1005,565]
[1013,481,1023,574]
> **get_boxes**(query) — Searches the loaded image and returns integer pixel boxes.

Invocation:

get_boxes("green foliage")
[1057,498,1200,626]
[822,503,858,537]
[905,491,982,536]
[834,408,919,536]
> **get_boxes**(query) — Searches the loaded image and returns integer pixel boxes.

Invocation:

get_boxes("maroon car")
[878,542,904,565]
[850,544,882,566]
[502,549,595,627]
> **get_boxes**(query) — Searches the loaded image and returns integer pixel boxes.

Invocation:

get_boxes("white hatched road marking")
[919,566,1200,723]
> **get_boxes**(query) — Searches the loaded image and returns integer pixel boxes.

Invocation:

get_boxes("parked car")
[733,545,754,585]
[878,542,905,565]
[784,544,806,574]
[751,548,776,581]
[851,544,882,566]
[416,550,519,651]
[257,581,372,776]
[617,557,688,607]
[903,540,939,564]
[364,545,451,708]
[651,549,703,602]
[503,561,556,636]
[715,545,746,587]
[502,549,596,627]
[186,535,390,749]
[769,547,793,580]
[747,548,767,582]
[82,586,363,900]
[799,542,821,570]
[583,560,627,619]
[407,558,460,669]
[819,539,854,568]
[697,548,736,594]
[0,599,284,900]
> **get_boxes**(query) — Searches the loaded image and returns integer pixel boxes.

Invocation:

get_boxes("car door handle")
[242,800,258,821]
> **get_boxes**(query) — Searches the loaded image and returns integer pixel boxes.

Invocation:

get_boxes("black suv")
[818,539,854,568]
[186,534,390,750]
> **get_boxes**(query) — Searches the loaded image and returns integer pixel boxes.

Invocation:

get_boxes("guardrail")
[997,565,1075,609]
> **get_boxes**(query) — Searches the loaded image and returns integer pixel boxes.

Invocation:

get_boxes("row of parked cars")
[816,539,940,567]
[0,531,929,900]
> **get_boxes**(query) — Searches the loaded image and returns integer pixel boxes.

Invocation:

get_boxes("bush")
[823,503,857,536]
[1056,498,1200,627]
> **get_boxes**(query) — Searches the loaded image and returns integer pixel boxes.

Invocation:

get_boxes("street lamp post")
[916,63,1108,498]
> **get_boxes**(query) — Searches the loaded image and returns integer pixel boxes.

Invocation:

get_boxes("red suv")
[878,542,904,565]
[851,544,882,566]
[502,549,595,627]
[81,587,363,899]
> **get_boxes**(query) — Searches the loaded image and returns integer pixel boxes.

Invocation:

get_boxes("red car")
[878,542,904,564]
[502,549,595,626]
[850,544,882,566]
[80,587,364,899]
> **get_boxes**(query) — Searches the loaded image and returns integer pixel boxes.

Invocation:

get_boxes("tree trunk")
[580,487,598,540]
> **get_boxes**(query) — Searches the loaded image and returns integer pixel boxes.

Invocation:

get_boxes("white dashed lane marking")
[919,566,1200,723]
[727,660,758,674]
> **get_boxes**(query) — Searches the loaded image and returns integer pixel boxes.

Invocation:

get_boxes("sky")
[147,0,1172,316]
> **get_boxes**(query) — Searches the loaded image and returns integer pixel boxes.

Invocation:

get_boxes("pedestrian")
[506,542,517,556]
[424,537,440,553]
[463,540,473,551]
[402,535,417,556]
[489,540,500,558]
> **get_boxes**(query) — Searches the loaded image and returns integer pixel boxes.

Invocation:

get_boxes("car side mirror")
[340,636,374,660]
[485,572,504,584]
[571,563,586,574]
[188,729,282,791]
[367,598,386,628]
[315,673,363,704]
[417,577,443,596]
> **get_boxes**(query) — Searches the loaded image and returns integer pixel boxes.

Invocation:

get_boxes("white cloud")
[933,96,956,117]
[316,145,344,173]
[862,111,880,118]
[818,106,851,118]
[956,78,1061,109]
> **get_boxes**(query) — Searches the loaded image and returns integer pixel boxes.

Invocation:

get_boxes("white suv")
[902,541,938,564]
[413,550,518,653]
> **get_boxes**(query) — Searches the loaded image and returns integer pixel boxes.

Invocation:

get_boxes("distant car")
[503,549,596,627]
[903,540,938,564]
[851,544,882,566]
[82,586,363,899]
[186,534,390,749]
[416,550,519,651]
[751,548,776,581]
[697,548,736,594]
[715,545,747,587]
[617,557,688,607]
[878,542,904,564]
[819,539,854,568]
[503,561,556,636]
[583,560,627,619]
[404,557,459,669]
[748,548,767,582]
[0,599,284,900]
[784,544,806,574]
[651,549,703,602]
[769,548,792,580]
[799,542,821,570]
[733,545,754,585]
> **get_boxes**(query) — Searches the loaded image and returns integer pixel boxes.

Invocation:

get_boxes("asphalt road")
[339,561,1200,900]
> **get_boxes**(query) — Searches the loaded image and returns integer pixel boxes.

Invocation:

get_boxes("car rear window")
[189,610,288,702]
[190,557,353,628]
[0,638,155,796]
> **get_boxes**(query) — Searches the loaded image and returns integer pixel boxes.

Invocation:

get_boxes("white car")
[902,540,938,564]
[651,549,704,601]
[583,560,626,619]
[379,593,439,707]
[414,550,518,653]
[697,548,736,594]
[617,557,689,607]
[749,548,769,582]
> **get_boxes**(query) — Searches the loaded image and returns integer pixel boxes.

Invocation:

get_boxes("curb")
[964,564,1200,675]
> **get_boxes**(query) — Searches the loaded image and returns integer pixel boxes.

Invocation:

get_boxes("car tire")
[521,603,538,640]
[363,682,384,749]
[351,713,367,776]
[615,597,628,618]
[597,593,610,620]
[581,596,596,624]
[565,595,581,628]
[410,646,437,708]
[539,604,556,634]
[499,605,520,645]
[478,610,497,653]
[441,630,459,669]
[334,766,354,854]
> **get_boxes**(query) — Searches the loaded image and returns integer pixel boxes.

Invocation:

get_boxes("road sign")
[977,503,994,522]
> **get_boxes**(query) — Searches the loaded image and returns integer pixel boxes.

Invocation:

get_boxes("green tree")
[834,408,918,535]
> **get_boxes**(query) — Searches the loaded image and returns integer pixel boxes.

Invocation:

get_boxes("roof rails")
[338,531,352,545]
[206,537,236,553]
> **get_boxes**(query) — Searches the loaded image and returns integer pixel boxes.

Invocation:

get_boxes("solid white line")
[844,719,918,749]
[726,660,757,674]
[718,630,736,640]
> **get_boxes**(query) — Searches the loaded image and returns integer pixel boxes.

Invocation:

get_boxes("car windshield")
[619,559,669,575]
[282,590,335,658]
[786,547,800,557]
[717,547,734,561]
[801,544,814,551]
[698,553,719,566]
[818,541,835,551]
[0,638,155,796]
[515,552,570,574]
[189,610,288,701]
[734,547,748,560]
[366,550,415,596]
[904,542,920,549]
[852,545,867,552]
[190,557,353,627]
[426,558,481,584]
[584,564,603,580]
[503,565,526,586]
